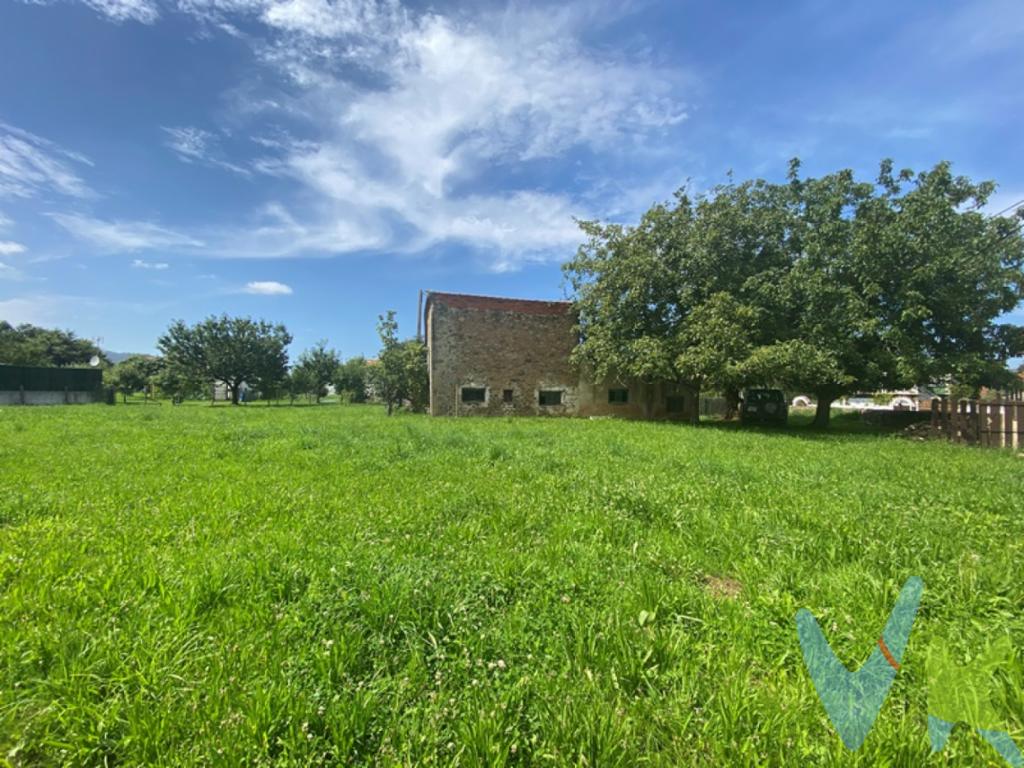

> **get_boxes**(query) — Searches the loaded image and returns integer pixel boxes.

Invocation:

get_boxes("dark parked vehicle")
[740,388,788,425]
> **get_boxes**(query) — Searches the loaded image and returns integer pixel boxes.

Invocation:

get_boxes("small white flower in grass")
[496,659,506,670]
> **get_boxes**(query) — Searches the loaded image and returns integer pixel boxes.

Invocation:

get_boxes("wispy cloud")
[48,213,203,252]
[162,126,251,176]
[0,240,27,255]
[83,0,691,268]
[131,258,170,270]
[0,122,93,199]
[0,211,12,231]
[39,0,161,23]
[243,280,293,295]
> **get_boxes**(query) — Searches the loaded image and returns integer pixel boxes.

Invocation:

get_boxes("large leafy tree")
[0,322,107,367]
[371,311,428,415]
[157,315,292,405]
[565,178,790,420]
[566,159,1024,427]
[750,164,882,426]
[770,160,1024,425]
[565,204,696,419]
[291,341,341,403]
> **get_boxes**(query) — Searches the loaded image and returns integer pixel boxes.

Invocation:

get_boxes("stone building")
[423,291,697,420]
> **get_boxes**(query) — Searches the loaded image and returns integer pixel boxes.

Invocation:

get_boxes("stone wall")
[427,295,579,416]
[576,376,698,421]
[425,292,700,422]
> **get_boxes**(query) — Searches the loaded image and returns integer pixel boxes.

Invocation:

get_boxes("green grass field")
[1,405,1022,766]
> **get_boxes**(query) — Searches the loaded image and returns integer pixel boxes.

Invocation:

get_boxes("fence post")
[931,398,939,438]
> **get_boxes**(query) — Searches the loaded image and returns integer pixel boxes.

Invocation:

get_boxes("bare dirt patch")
[703,575,743,600]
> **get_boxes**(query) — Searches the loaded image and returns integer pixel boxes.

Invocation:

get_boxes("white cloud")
[0,122,93,199]
[163,126,211,161]
[49,213,204,252]
[0,211,12,231]
[94,0,159,22]
[131,258,170,269]
[52,0,692,269]
[178,0,688,267]
[0,241,27,255]
[243,280,293,295]
[162,126,251,175]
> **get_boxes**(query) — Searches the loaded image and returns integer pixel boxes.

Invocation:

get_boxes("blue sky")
[0,0,1022,358]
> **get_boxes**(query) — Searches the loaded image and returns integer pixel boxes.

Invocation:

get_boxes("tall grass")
[1,404,1021,766]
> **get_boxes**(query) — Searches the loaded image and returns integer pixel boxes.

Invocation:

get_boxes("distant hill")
[104,351,149,364]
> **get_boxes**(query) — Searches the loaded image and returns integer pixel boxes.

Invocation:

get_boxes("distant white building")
[793,386,938,411]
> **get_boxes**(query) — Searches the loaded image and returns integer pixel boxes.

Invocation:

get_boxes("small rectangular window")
[538,390,562,406]
[461,387,486,403]
[608,388,628,404]
[502,389,514,404]
[666,395,685,413]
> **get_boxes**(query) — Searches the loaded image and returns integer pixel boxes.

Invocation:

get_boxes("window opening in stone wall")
[538,390,562,406]
[502,389,514,404]
[461,387,486,403]
[608,388,628,404]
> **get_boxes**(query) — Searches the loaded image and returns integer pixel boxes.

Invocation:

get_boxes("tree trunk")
[230,384,239,405]
[813,392,833,428]
[724,387,740,421]
[690,385,701,425]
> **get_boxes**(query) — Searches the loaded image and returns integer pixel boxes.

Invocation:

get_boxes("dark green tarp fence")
[0,365,102,392]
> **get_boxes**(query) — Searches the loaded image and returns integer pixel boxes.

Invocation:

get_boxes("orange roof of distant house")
[426,291,573,317]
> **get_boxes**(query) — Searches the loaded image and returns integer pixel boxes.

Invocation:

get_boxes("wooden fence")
[931,398,1024,449]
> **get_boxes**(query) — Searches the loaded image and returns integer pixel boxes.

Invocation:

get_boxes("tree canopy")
[108,355,165,402]
[291,341,342,403]
[0,322,107,368]
[371,311,428,415]
[157,315,292,405]
[335,356,370,403]
[565,159,1024,425]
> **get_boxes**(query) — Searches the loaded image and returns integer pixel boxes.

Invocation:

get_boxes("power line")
[990,219,1023,249]
[988,198,1024,219]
